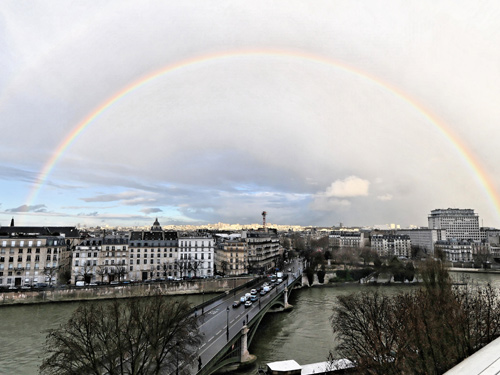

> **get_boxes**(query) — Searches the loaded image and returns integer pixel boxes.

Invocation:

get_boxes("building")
[243,228,280,273]
[371,234,411,258]
[396,228,447,256]
[329,230,366,248]
[0,225,80,287]
[215,239,248,276]
[428,208,480,241]
[128,219,179,281]
[178,233,215,278]
[434,239,474,263]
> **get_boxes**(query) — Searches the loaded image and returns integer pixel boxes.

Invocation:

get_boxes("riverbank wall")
[0,277,252,307]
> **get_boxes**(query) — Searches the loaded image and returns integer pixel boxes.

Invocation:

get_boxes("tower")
[262,211,267,231]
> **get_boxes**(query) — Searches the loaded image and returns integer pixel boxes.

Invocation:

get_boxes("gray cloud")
[6,204,47,213]
[140,208,163,214]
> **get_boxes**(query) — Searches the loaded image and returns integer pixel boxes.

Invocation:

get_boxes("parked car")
[244,301,252,308]
[233,300,241,308]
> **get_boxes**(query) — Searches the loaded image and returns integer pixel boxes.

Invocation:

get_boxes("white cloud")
[310,197,351,211]
[377,194,393,201]
[324,176,370,198]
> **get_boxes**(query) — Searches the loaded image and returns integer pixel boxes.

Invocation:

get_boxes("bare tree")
[115,266,127,281]
[76,263,94,285]
[43,266,60,287]
[331,260,500,375]
[188,258,203,278]
[95,266,108,283]
[219,260,229,276]
[40,291,202,375]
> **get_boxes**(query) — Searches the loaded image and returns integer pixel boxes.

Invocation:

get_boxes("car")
[110,281,119,285]
[250,289,257,295]
[277,278,283,283]
[250,295,258,302]
[287,268,292,272]
[260,290,267,296]
[232,300,241,308]
[244,301,252,308]
[240,296,246,303]
[245,293,252,301]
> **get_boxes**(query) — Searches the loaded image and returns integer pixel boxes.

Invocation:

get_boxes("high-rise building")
[428,208,480,241]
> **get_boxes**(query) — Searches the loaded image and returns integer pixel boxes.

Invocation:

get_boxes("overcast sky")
[1,1,500,228]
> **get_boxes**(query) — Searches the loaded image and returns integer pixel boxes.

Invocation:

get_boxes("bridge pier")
[240,325,256,364]
[283,286,293,310]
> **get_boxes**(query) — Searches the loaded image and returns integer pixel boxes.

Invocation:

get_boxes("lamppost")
[176,342,179,375]
[226,306,230,341]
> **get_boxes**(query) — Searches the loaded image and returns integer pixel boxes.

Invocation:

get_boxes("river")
[1,271,500,374]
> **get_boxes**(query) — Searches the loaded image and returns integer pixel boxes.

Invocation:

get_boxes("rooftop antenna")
[262,211,267,231]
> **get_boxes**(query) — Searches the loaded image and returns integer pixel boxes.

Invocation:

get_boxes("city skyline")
[2,1,500,228]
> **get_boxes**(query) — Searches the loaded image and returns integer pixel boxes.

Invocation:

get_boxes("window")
[18,248,23,254]
[46,255,51,261]
[18,256,22,262]
[0,257,3,262]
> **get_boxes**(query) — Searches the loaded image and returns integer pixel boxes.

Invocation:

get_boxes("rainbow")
[25,48,500,220]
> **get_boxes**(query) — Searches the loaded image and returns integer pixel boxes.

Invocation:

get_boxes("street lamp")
[176,342,179,375]
[226,306,230,341]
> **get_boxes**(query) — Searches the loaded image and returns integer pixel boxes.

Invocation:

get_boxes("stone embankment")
[0,277,252,306]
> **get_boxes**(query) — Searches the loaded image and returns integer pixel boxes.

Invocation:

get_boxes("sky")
[1,1,500,229]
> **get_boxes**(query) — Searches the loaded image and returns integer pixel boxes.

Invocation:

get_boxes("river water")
[1,271,500,374]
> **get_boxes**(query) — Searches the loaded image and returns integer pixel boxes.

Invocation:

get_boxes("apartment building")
[215,239,247,276]
[178,233,215,278]
[371,234,411,258]
[396,228,447,256]
[329,230,366,248]
[0,225,79,287]
[428,208,480,241]
[243,228,280,273]
[129,219,179,281]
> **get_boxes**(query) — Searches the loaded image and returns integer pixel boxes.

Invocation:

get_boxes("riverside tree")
[330,260,500,375]
[40,291,202,375]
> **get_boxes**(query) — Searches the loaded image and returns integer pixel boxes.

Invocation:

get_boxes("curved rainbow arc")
[25,48,500,220]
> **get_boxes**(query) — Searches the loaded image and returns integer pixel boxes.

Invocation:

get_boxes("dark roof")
[0,226,80,238]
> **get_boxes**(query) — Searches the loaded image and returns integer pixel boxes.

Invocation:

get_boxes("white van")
[75,281,85,286]
[245,293,252,301]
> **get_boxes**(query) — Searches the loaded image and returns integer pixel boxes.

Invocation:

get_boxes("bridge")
[179,260,304,375]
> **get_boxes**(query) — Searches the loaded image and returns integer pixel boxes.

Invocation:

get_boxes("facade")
[396,228,447,256]
[428,208,480,241]
[434,240,474,263]
[243,228,280,273]
[178,233,215,278]
[215,239,248,276]
[329,230,366,248]
[371,234,411,258]
[129,220,179,281]
[0,226,79,287]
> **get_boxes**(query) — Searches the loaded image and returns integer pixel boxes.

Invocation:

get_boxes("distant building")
[243,228,280,273]
[428,208,480,241]
[215,239,248,276]
[178,233,215,278]
[396,228,447,256]
[129,219,179,281]
[371,234,411,258]
[434,239,474,263]
[329,230,366,248]
[0,225,79,287]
